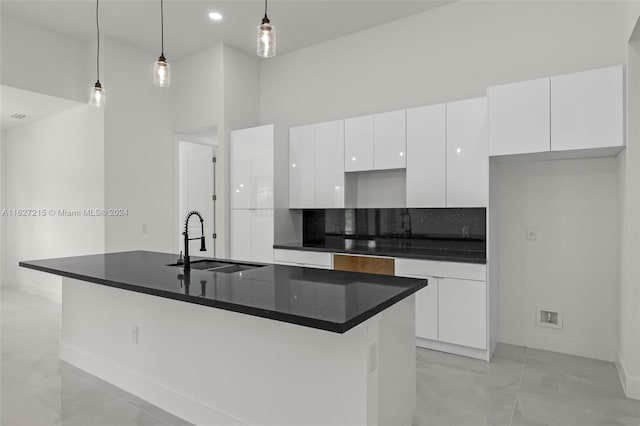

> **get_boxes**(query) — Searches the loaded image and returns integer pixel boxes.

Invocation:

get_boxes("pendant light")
[89,0,105,108]
[257,0,276,58]
[153,0,170,87]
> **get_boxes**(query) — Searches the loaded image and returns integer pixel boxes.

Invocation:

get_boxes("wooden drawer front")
[273,249,332,268]
[333,254,395,276]
[395,258,485,281]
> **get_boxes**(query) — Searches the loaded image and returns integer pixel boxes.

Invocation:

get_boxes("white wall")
[172,44,260,257]
[496,158,619,361]
[258,0,638,360]
[101,37,175,253]
[1,105,105,300]
[0,13,88,102]
[617,26,640,397]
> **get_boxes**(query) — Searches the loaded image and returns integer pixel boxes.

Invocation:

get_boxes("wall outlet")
[536,307,563,330]
[131,325,139,344]
[526,226,537,241]
[462,226,471,238]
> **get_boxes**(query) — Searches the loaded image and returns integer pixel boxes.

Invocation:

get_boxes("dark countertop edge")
[272,244,487,265]
[18,260,426,334]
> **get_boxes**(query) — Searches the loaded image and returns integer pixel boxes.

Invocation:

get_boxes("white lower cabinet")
[231,209,274,263]
[438,278,487,350]
[396,258,487,352]
[415,277,438,341]
[273,249,333,269]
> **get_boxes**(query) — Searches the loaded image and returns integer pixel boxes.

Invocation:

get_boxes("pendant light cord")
[264,0,268,19]
[160,0,164,56]
[96,0,100,82]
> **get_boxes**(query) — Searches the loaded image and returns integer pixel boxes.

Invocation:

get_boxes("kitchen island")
[20,251,427,426]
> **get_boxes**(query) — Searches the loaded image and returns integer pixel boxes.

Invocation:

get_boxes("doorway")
[177,130,217,258]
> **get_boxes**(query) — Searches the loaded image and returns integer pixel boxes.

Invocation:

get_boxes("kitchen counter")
[20,250,421,425]
[273,240,486,264]
[19,250,426,333]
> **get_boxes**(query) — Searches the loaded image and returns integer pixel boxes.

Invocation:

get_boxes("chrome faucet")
[181,210,206,270]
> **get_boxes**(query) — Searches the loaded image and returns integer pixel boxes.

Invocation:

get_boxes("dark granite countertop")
[19,251,427,334]
[273,241,486,264]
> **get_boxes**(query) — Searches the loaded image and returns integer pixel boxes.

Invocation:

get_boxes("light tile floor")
[2,286,639,426]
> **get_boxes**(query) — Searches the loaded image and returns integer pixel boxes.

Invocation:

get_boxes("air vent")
[10,113,28,120]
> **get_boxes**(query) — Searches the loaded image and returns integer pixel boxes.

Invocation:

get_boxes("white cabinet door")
[406,104,446,207]
[230,210,252,262]
[551,65,624,152]
[446,97,488,207]
[251,210,274,263]
[374,110,406,170]
[438,278,486,350]
[345,115,374,172]
[488,78,550,156]
[230,130,252,209]
[251,125,274,209]
[289,125,316,208]
[315,120,345,208]
[415,278,438,341]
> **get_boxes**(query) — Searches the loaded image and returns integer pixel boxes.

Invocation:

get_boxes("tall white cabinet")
[230,124,274,263]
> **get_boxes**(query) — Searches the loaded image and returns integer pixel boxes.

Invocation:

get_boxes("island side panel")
[60,277,381,426]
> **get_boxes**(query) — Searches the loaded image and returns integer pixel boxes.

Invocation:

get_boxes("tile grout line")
[508,347,527,426]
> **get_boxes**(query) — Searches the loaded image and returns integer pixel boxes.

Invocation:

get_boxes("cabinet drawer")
[395,258,485,281]
[333,254,395,275]
[273,249,332,268]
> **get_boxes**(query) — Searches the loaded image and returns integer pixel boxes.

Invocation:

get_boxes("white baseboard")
[498,327,615,362]
[616,350,640,400]
[416,338,490,361]
[1,278,61,303]
[60,343,248,426]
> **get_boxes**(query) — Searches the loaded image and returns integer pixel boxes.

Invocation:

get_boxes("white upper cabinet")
[446,97,488,207]
[230,125,274,209]
[374,110,406,170]
[551,65,624,152]
[315,120,345,208]
[345,115,374,172]
[488,78,550,156]
[406,104,446,208]
[289,125,316,209]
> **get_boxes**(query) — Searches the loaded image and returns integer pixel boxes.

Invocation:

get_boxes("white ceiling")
[1,0,453,60]
[0,86,81,130]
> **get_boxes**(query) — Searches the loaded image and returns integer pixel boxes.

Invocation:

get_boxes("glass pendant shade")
[257,21,276,58]
[154,56,170,87]
[89,81,105,108]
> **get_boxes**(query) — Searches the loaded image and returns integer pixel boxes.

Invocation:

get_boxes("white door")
[551,65,624,151]
[488,77,551,156]
[438,278,486,350]
[374,110,406,170]
[179,141,215,257]
[415,277,438,341]
[289,125,316,208]
[345,115,374,172]
[406,104,446,207]
[446,97,488,207]
[230,130,252,209]
[251,125,275,209]
[251,210,274,263]
[315,120,345,208]
[230,210,251,262]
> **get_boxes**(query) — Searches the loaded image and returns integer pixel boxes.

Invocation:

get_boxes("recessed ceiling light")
[209,12,223,21]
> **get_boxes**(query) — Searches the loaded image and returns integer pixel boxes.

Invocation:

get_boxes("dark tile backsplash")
[303,208,486,253]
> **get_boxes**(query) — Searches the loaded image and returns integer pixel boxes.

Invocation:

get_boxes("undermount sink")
[167,259,264,273]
